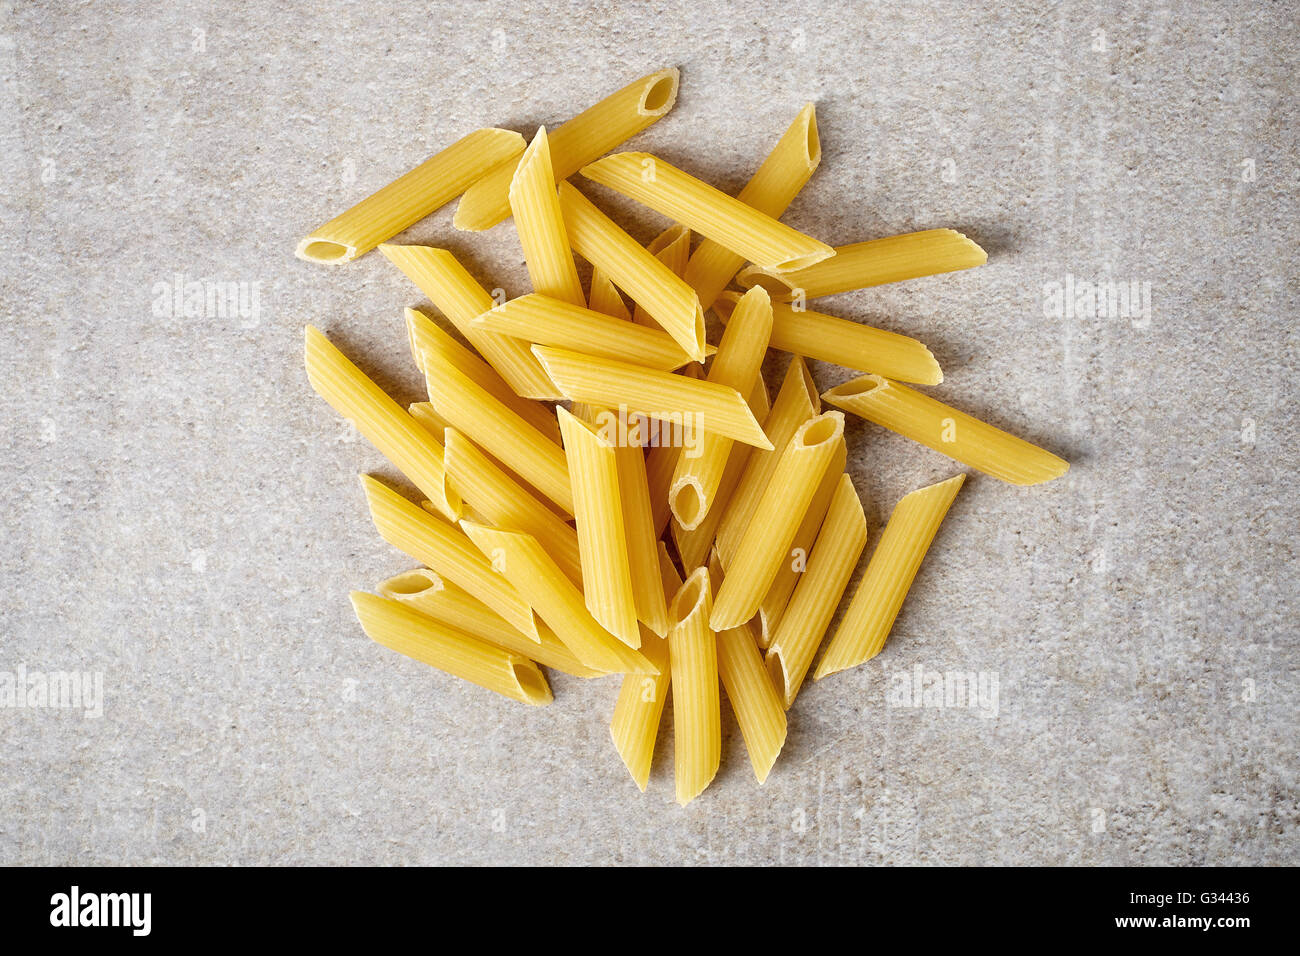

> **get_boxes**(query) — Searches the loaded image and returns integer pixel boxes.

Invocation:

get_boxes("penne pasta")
[822,375,1069,485]
[380,244,559,399]
[756,437,848,648]
[303,326,461,521]
[350,592,552,705]
[405,307,561,443]
[442,427,583,586]
[765,475,868,708]
[423,352,574,514]
[472,293,704,370]
[508,127,586,307]
[684,103,821,311]
[815,475,965,678]
[557,407,641,648]
[632,225,691,327]
[460,522,658,676]
[588,267,631,320]
[296,128,525,265]
[557,181,707,362]
[407,400,451,445]
[581,152,834,272]
[715,356,819,570]
[609,544,682,790]
[454,68,681,231]
[359,474,538,641]
[669,567,721,806]
[613,440,672,637]
[707,557,787,783]
[737,229,987,300]
[378,568,601,678]
[709,411,845,630]
[669,286,772,530]
[646,364,703,537]
[532,345,772,450]
[714,291,943,386]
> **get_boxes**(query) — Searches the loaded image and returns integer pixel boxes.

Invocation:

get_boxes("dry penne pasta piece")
[588,267,631,320]
[709,411,845,630]
[612,440,671,637]
[380,244,559,399]
[815,475,965,678]
[296,128,525,264]
[822,375,1069,485]
[509,127,586,307]
[304,326,461,521]
[472,294,704,370]
[407,400,451,443]
[360,475,538,642]
[669,567,721,805]
[716,357,819,569]
[669,286,772,530]
[737,229,987,300]
[714,291,943,386]
[707,557,787,783]
[423,353,574,514]
[765,475,868,707]
[673,374,770,572]
[645,364,702,536]
[609,544,682,789]
[454,68,680,231]
[532,345,772,450]
[351,592,552,705]
[557,407,640,648]
[632,225,691,327]
[557,181,707,362]
[405,307,561,443]
[378,568,601,678]
[442,428,582,586]
[460,522,657,676]
[684,103,820,311]
[581,152,834,272]
[757,437,847,648]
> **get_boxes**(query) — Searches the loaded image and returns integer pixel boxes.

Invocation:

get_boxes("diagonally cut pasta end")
[798,102,821,172]
[296,235,357,265]
[638,68,680,117]
[511,658,555,706]
[768,242,836,274]
[735,265,798,298]
[378,568,445,601]
[822,373,889,404]
[765,648,796,711]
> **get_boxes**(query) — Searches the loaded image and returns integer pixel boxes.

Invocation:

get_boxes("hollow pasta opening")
[798,414,841,446]
[641,74,677,114]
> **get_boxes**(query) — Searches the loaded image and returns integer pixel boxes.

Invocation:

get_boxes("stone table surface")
[1,0,1296,865]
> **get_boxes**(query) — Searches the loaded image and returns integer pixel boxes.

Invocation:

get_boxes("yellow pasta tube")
[588,267,631,320]
[822,375,1069,485]
[716,357,819,569]
[632,225,691,327]
[709,411,845,630]
[351,592,552,705]
[407,401,451,445]
[405,307,561,443]
[423,353,574,514]
[509,127,586,307]
[581,152,834,272]
[757,437,847,648]
[815,475,965,678]
[669,568,721,806]
[377,569,601,678]
[380,244,559,399]
[684,103,820,311]
[707,557,787,783]
[454,68,680,231]
[557,181,707,362]
[669,286,772,530]
[557,407,640,648]
[460,522,657,676]
[296,128,525,264]
[714,292,943,386]
[442,428,583,586]
[609,544,682,789]
[765,474,867,707]
[737,229,987,300]
[531,346,772,451]
[304,326,461,521]
[360,475,538,642]
[645,364,702,536]
[472,294,703,370]
[613,441,671,637]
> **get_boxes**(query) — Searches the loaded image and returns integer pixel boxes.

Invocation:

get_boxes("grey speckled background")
[1,0,1296,865]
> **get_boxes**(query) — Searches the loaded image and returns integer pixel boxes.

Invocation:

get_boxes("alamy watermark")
[151,273,262,327]
[590,404,703,458]
[0,665,103,718]
[886,663,999,718]
[1043,274,1153,328]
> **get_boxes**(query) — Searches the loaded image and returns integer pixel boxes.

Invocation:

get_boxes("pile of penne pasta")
[299,70,1069,805]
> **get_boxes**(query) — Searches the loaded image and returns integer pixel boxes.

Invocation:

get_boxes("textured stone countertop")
[1,0,1295,864]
